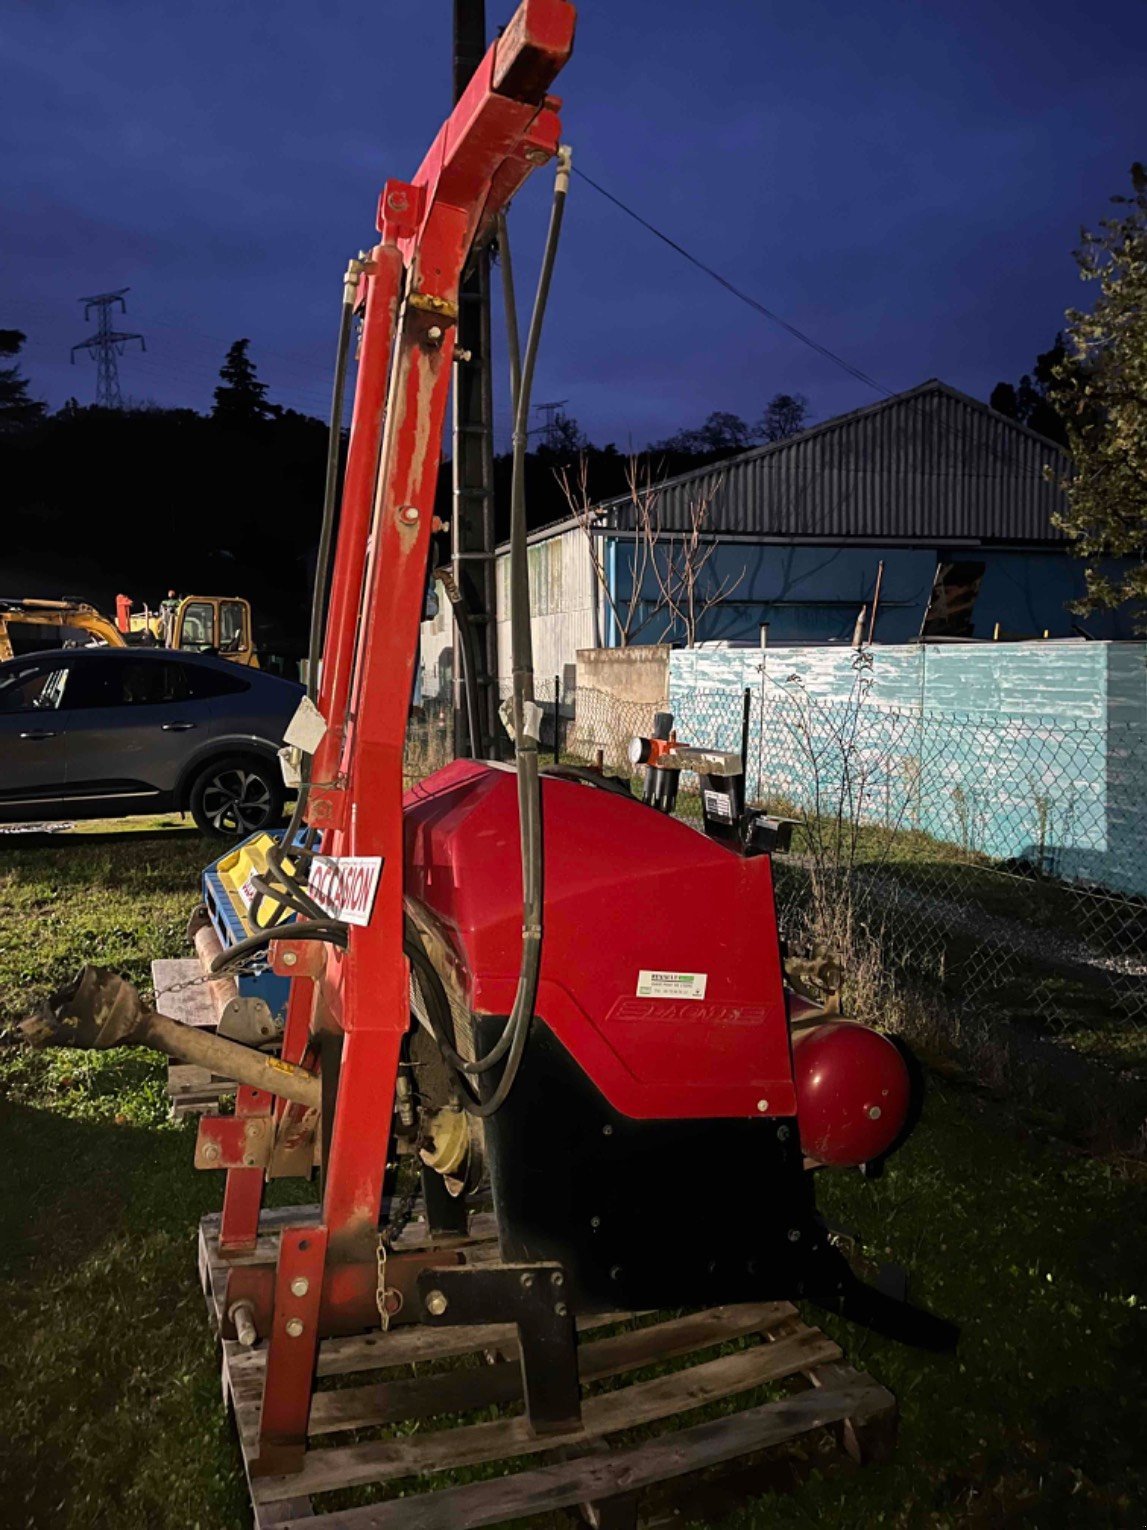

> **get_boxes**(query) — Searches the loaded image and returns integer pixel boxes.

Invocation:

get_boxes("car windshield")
[0,665,69,713]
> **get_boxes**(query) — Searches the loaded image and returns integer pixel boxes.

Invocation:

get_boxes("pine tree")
[1050,164,1147,628]
[0,330,46,432]
[989,338,1069,446]
[212,338,273,425]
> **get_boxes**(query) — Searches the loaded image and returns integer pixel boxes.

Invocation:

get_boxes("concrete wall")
[668,642,1147,896]
[575,645,670,704]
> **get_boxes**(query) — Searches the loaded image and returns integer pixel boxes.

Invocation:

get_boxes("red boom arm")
[217,0,576,1473]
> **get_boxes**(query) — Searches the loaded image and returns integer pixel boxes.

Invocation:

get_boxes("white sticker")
[703,788,734,822]
[307,855,384,927]
[238,873,260,911]
[636,970,708,1000]
[283,695,328,755]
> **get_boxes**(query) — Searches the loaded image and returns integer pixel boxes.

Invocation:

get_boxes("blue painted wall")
[607,539,1137,645]
[668,642,1147,897]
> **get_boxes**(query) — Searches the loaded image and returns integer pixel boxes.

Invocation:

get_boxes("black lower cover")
[476,1013,826,1313]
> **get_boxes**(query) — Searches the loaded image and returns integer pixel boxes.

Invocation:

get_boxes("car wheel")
[189,755,284,839]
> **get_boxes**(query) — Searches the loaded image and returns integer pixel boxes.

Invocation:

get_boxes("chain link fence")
[571,677,1147,1079]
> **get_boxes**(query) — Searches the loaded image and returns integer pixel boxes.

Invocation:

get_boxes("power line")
[572,165,1062,497]
[572,166,892,398]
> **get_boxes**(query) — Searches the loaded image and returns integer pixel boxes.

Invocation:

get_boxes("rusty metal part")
[217,995,282,1047]
[783,949,844,1016]
[191,919,241,1016]
[229,1300,258,1347]
[22,965,321,1110]
[195,1114,275,1171]
[222,1244,465,1341]
[419,1106,469,1175]
[268,1102,321,1180]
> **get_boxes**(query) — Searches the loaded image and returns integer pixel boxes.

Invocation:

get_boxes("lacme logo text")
[607,997,767,1026]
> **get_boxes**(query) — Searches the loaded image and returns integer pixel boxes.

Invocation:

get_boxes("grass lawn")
[2,825,1145,1527]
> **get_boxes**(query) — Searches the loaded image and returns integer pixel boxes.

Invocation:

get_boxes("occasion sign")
[307,855,383,927]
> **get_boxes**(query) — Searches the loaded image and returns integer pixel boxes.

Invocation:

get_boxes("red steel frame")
[213,0,576,1472]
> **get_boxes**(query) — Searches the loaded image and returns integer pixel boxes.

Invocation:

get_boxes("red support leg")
[219,1084,272,1256]
[253,1223,329,1476]
[321,1027,406,1261]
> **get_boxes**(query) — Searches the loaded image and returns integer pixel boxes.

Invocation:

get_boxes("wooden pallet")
[154,958,235,1117]
[200,1206,896,1529]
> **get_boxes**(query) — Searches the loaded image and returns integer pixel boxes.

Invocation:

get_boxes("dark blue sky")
[3,0,1144,445]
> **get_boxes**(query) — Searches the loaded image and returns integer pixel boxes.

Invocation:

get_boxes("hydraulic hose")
[495,211,522,425]
[460,146,570,1118]
[307,262,360,709]
[258,260,361,934]
[405,922,517,1077]
[209,918,349,975]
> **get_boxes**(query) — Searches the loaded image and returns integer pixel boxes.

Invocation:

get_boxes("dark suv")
[0,647,303,837]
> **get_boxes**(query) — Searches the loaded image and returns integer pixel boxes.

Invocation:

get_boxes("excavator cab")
[115,593,260,667]
[171,596,258,666]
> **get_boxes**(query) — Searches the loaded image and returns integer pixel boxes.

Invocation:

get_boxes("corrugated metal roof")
[596,381,1070,545]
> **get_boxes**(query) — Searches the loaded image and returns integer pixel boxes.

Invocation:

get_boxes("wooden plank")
[253,1327,841,1502]
[226,1308,643,1399]
[765,1310,897,1465]
[306,1303,795,1436]
[201,1206,497,1248]
[152,958,219,1028]
[276,1383,879,1529]
[168,1064,223,1095]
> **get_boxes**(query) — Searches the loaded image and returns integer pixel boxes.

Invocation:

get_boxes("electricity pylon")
[71,289,146,408]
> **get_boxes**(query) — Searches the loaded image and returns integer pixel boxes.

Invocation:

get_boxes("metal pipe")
[866,559,885,645]
[21,965,322,1111]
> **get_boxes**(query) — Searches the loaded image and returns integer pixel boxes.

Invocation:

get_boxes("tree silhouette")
[989,337,1070,446]
[0,330,46,432]
[758,391,809,443]
[652,410,755,455]
[212,338,273,426]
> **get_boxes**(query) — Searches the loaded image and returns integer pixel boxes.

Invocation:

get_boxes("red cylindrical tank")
[791,1021,912,1168]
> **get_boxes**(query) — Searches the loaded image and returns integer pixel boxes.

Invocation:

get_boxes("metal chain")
[153,954,269,999]
[375,1165,423,1333]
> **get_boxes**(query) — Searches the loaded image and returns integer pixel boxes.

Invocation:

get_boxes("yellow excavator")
[0,594,259,666]
[0,598,125,662]
[115,592,260,667]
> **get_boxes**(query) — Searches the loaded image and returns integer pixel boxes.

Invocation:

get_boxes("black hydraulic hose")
[405,922,518,1077]
[307,261,361,708]
[209,919,349,975]
[403,932,516,1116]
[259,260,361,930]
[468,146,571,1118]
[495,211,522,426]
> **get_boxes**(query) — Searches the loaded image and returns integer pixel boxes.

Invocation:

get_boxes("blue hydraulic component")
[200,828,314,1023]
